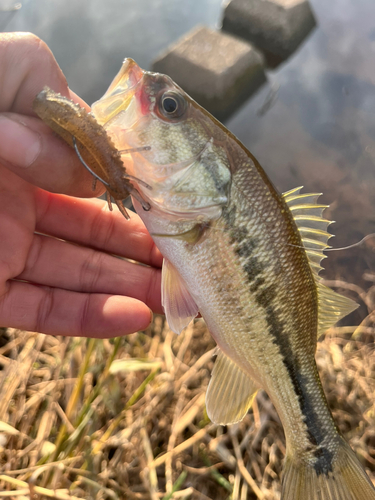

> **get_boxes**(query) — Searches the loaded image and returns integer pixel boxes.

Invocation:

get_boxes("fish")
[34,59,375,499]
[88,60,375,499]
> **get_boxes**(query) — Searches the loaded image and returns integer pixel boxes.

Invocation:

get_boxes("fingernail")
[0,115,41,168]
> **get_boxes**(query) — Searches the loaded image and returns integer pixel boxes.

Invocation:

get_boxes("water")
[0,0,223,102]
[2,0,374,283]
[225,0,375,283]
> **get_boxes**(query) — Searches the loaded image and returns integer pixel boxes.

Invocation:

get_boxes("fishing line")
[324,233,375,251]
[119,146,151,154]
[288,233,375,252]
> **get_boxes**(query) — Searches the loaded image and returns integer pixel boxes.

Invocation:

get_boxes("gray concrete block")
[222,0,316,66]
[152,26,266,121]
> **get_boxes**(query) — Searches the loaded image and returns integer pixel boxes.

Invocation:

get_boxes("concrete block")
[152,26,266,121]
[221,0,316,67]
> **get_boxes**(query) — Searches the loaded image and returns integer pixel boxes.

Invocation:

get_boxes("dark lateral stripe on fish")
[235,238,258,258]
[313,445,335,475]
[286,365,335,475]
[231,233,266,286]
[224,210,261,263]
[223,198,335,475]
[255,283,335,475]
[249,276,266,293]
[243,257,264,282]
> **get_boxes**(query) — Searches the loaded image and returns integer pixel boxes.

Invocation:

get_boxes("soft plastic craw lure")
[33,87,150,219]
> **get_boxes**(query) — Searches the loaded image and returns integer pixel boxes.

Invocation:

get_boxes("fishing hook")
[72,136,110,187]
[72,135,152,190]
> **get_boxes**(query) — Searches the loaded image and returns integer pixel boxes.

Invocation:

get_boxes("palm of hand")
[0,164,162,337]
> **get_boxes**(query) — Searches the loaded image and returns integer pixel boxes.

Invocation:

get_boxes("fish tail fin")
[282,440,375,500]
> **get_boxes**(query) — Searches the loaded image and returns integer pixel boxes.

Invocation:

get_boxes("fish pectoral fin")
[162,258,199,334]
[206,348,258,425]
[152,223,206,244]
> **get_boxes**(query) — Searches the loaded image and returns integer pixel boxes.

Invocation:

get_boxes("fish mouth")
[103,58,144,99]
[91,58,145,126]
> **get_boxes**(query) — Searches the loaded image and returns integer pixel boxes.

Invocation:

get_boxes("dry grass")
[0,275,374,500]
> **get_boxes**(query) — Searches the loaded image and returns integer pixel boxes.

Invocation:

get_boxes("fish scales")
[35,58,375,499]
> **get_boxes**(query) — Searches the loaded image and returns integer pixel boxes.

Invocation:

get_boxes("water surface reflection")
[2,0,374,284]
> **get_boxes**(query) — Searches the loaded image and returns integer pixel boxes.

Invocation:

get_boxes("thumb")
[0,111,105,197]
[0,32,105,197]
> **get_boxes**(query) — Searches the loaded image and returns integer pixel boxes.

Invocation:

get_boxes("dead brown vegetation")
[0,274,374,500]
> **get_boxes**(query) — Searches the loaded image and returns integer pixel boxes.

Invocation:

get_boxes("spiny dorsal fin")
[283,187,358,336]
[283,186,332,276]
[206,348,258,425]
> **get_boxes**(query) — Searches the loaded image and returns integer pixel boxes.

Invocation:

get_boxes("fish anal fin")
[317,282,359,337]
[162,258,199,334]
[206,349,258,425]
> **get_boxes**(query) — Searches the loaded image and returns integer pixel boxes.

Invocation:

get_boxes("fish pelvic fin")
[206,348,258,425]
[162,258,199,334]
[282,439,375,500]
[283,187,359,336]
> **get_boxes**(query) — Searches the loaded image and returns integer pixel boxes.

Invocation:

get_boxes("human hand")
[0,32,163,338]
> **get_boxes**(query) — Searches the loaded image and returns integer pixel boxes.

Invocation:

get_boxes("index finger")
[35,188,163,268]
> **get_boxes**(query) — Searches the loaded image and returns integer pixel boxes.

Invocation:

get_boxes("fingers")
[0,114,105,197]
[0,32,85,115]
[0,281,153,338]
[0,32,105,197]
[35,189,163,268]
[0,168,35,291]
[0,172,163,337]
[16,233,162,314]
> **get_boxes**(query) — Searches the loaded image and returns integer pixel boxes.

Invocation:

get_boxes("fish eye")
[163,96,178,113]
[158,91,187,120]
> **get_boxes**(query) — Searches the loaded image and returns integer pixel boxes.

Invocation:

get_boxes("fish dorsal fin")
[283,186,332,276]
[162,258,199,334]
[283,187,359,336]
[206,348,258,425]
[316,282,358,337]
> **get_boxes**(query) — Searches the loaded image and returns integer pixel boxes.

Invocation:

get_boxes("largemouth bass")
[34,59,375,499]
[90,59,375,500]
